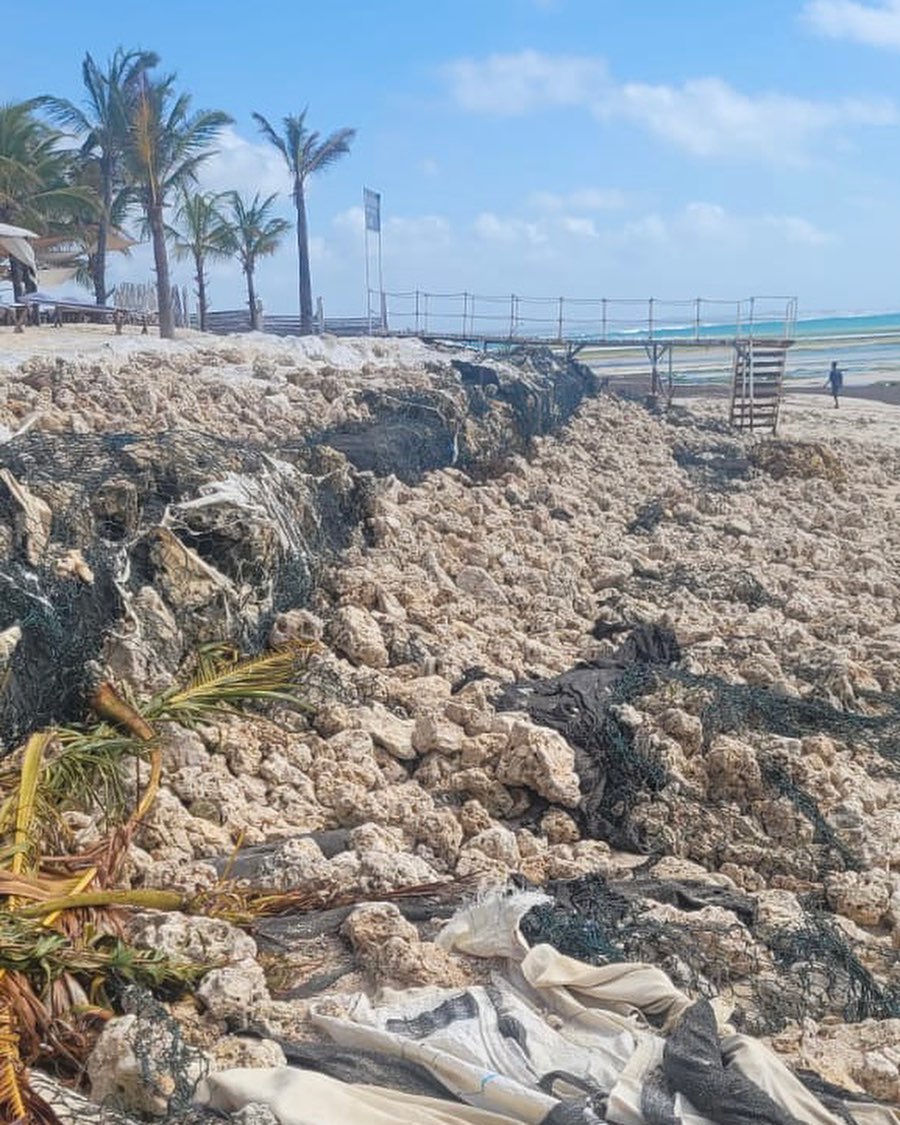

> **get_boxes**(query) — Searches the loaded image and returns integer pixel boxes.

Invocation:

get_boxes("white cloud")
[444,49,608,114]
[333,205,366,234]
[619,214,670,246]
[443,50,897,162]
[473,212,547,245]
[680,201,730,237]
[531,188,628,211]
[196,125,290,200]
[333,207,451,250]
[762,214,832,246]
[608,77,896,160]
[581,202,832,258]
[559,216,599,238]
[803,0,900,48]
[420,158,440,177]
[387,214,453,249]
[673,202,832,248]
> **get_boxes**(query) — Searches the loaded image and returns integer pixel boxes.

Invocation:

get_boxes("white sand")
[778,392,900,447]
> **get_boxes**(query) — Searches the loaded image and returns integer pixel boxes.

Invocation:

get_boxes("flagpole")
[377,220,385,331]
[363,188,371,334]
[363,188,383,333]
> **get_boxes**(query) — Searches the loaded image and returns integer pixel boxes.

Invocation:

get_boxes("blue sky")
[6,0,900,318]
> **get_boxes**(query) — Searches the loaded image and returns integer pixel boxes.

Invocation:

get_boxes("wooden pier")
[366,291,797,433]
[201,291,799,435]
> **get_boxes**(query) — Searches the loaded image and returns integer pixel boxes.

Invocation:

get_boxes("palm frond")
[307,127,357,176]
[11,733,52,881]
[252,111,290,168]
[0,1002,27,1122]
[148,642,315,724]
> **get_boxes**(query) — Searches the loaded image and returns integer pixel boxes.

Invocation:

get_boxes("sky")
[6,0,900,319]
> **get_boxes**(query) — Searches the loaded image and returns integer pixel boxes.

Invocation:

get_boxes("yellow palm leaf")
[10,732,53,880]
[0,1001,26,1121]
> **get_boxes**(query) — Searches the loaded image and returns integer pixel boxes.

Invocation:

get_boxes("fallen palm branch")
[18,875,472,928]
[0,639,324,1123]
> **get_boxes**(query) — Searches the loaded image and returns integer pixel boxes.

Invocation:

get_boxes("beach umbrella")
[0,222,38,276]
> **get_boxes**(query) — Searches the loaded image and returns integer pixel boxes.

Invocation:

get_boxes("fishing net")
[0,349,596,752]
[629,561,783,611]
[0,430,373,749]
[318,348,596,484]
[521,873,900,1039]
[499,625,900,864]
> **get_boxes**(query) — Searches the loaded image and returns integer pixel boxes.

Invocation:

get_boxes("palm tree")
[252,109,355,334]
[169,189,229,331]
[37,48,158,305]
[0,101,95,299]
[220,191,289,331]
[125,73,230,338]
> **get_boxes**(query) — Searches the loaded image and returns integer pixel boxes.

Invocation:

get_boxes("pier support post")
[643,341,671,402]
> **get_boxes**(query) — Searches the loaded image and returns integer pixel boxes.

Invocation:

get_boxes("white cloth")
[192,894,893,1125]
[198,1068,526,1125]
[0,234,36,274]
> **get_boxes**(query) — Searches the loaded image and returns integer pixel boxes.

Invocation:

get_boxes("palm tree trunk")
[194,250,207,332]
[149,202,175,339]
[295,180,313,335]
[246,265,258,331]
[94,173,111,305]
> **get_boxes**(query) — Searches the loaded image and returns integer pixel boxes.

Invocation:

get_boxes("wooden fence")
[199,310,375,337]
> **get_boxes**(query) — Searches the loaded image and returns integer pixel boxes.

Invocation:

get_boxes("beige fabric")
[723,1036,897,1125]
[520,942,696,1032]
[0,234,36,273]
[844,1107,900,1125]
[197,1067,525,1125]
[311,984,610,1123]
[193,895,891,1125]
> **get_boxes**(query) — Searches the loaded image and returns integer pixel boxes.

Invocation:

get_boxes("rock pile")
[0,333,897,1118]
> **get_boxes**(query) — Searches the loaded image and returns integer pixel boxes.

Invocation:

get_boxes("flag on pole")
[363,187,381,233]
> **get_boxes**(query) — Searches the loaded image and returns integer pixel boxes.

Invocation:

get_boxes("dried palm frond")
[146,641,317,725]
[0,915,206,1001]
[0,638,333,1119]
[88,684,155,743]
[0,1000,27,1122]
[21,876,470,929]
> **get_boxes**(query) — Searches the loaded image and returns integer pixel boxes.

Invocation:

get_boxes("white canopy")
[0,222,38,275]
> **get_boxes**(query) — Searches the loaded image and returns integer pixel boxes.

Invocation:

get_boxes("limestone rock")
[353,701,416,759]
[412,710,464,755]
[0,468,52,565]
[705,735,763,803]
[456,565,505,602]
[104,585,184,695]
[87,1012,207,1117]
[210,1036,287,1071]
[231,1106,281,1125]
[496,720,580,807]
[197,963,270,1027]
[269,607,324,647]
[330,605,389,668]
[825,871,891,927]
[128,911,257,966]
[342,902,470,987]
[541,809,581,845]
[149,526,236,612]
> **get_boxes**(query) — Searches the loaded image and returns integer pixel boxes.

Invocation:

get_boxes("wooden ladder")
[729,342,787,433]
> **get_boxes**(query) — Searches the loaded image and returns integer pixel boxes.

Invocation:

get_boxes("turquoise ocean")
[587,310,900,386]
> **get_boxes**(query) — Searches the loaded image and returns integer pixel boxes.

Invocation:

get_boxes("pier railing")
[368,292,798,344]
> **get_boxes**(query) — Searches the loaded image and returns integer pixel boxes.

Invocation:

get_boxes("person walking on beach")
[826,360,843,408]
